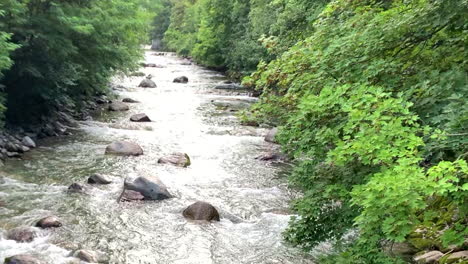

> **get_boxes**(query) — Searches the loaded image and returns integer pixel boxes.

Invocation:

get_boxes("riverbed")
[0,51,313,264]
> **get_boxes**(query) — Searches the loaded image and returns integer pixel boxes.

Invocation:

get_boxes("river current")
[0,51,315,264]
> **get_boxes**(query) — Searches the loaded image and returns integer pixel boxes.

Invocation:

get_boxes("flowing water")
[0,51,314,264]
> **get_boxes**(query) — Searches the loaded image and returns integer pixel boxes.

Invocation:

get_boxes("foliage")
[238,0,468,261]
[0,0,152,124]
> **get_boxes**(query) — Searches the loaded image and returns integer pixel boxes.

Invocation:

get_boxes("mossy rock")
[438,251,468,264]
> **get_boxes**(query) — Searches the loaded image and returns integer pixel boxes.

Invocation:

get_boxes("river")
[0,50,314,263]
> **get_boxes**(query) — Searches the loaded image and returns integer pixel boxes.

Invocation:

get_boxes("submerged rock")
[264,128,278,143]
[4,255,45,264]
[122,98,139,103]
[68,183,86,193]
[173,76,189,83]
[138,77,157,88]
[6,226,38,243]
[36,216,62,228]
[108,102,129,111]
[158,153,191,167]
[87,174,112,184]
[183,201,220,222]
[255,152,288,162]
[123,176,172,201]
[214,83,245,90]
[105,141,143,156]
[130,113,151,122]
[74,250,99,263]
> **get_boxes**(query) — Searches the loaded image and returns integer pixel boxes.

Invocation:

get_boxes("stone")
[122,98,139,103]
[6,226,38,243]
[265,128,278,143]
[442,251,468,264]
[119,190,145,202]
[183,201,220,221]
[4,255,45,264]
[130,114,151,122]
[158,153,191,167]
[123,176,172,201]
[138,77,157,88]
[74,250,98,263]
[21,136,36,148]
[68,183,86,193]
[173,76,189,83]
[255,152,288,162]
[214,83,245,90]
[36,216,62,228]
[108,102,129,111]
[414,251,444,263]
[87,174,112,184]
[105,141,143,156]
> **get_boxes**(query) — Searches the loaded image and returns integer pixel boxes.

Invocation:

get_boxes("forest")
[0,0,467,263]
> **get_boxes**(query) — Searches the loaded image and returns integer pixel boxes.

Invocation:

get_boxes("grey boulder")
[108,102,129,111]
[105,141,143,156]
[122,176,172,201]
[158,153,191,167]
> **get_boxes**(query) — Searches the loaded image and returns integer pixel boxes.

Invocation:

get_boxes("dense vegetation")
[156,0,468,262]
[0,0,153,125]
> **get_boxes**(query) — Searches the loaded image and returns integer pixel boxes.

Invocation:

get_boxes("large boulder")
[122,98,139,103]
[21,136,36,148]
[138,77,157,88]
[108,102,129,111]
[158,153,191,167]
[183,201,220,222]
[36,216,62,228]
[105,141,143,156]
[122,176,172,201]
[6,226,38,242]
[130,114,151,122]
[173,76,189,83]
[264,128,278,143]
[87,174,112,184]
[4,255,45,264]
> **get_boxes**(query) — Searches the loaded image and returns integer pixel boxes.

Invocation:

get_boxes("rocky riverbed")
[0,50,315,263]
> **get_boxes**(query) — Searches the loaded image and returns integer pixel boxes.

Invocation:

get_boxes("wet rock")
[214,83,245,90]
[211,100,251,111]
[158,153,191,167]
[68,183,87,193]
[6,226,38,242]
[108,102,129,111]
[138,77,157,88]
[4,254,45,264]
[122,98,139,103]
[123,176,172,200]
[6,152,21,158]
[130,114,151,122]
[74,250,98,263]
[265,128,278,143]
[255,152,288,162]
[96,97,108,104]
[414,251,443,263]
[105,141,143,156]
[87,174,112,184]
[180,61,192,66]
[36,216,62,228]
[142,63,158,67]
[183,201,220,221]
[20,146,30,153]
[173,76,189,83]
[119,190,145,202]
